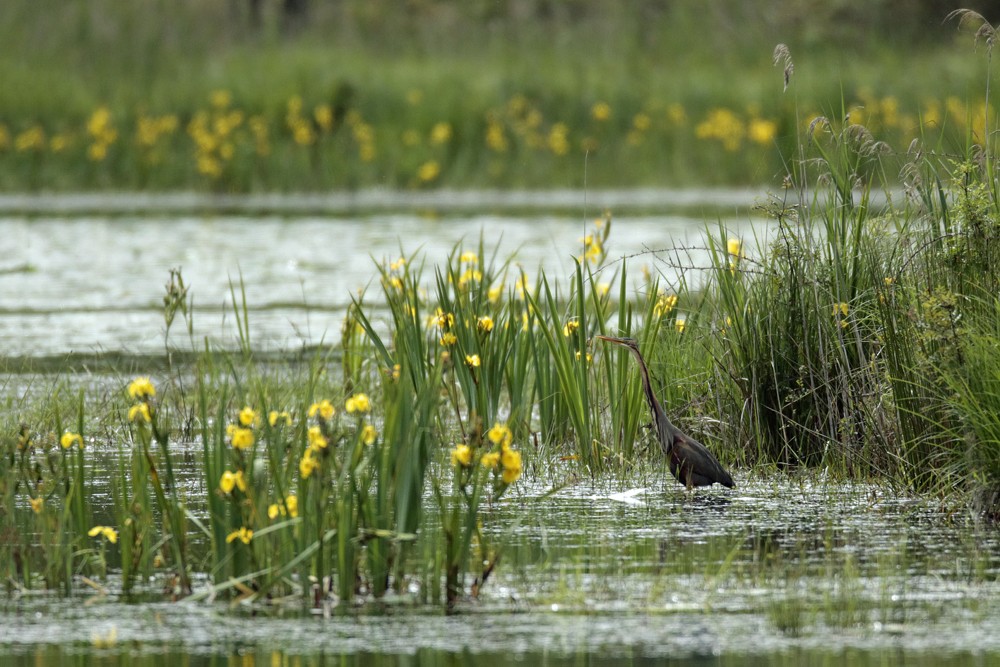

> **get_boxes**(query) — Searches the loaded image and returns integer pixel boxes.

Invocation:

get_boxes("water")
[0,190,764,358]
[3,190,997,665]
[2,477,1000,664]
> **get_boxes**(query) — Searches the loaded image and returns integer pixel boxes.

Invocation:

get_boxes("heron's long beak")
[595,335,631,345]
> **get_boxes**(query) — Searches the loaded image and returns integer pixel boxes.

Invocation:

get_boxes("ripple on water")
[5,476,997,662]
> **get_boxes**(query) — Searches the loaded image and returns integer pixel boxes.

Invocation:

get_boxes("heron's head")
[595,335,640,353]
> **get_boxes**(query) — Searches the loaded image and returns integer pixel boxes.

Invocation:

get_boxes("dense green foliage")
[0,1,995,190]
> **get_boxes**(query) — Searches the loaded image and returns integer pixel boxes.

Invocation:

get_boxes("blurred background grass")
[0,0,995,190]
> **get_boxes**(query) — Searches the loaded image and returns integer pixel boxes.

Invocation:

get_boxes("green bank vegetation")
[0,1,995,190]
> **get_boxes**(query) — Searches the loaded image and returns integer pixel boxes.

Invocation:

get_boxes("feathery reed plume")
[773,43,794,91]
[806,116,829,146]
[947,9,997,153]
[947,9,997,52]
[844,124,890,157]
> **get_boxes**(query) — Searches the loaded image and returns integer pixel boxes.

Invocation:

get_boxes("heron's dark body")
[597,335,735,489]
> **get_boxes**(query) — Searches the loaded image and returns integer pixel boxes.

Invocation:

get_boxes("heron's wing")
[673,432,735,488]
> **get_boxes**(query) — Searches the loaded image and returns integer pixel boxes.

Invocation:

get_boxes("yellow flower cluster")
[430,122,452,145]
[128,403,151,422]
[127,376,156,423]
[315,104,334,133]
[653,293,678,318]
[2,89,991,192]
[239,406,261,427]
[308,399,336,421]
[695,108,746,152]
[548,122,570,155]
[578,216,610,265]
[13,125,45,152]
[485,114,508,153]
[451,443,473,467]
[300,398,340,479]
[727,238,744,259]
[188,92,245,179]
[728,237,745,274]
[485,422,522,484]
[227,425,254,450]
[268,410,292,427]
[88,525,118,543]
[128,376,156,400]
[135,114,178,165]
[580,233,604,264]
[60,432,83,449]
[591,101,612,122]
[286,96,315,147]
[222,406,258,450]
[345,393,371,414]
[136,114,179,148]
[436,307,460,347]
[450,422,523,484]
[486,94,583,157]
[86,107,118,161]
[219,469,248,494]
[383,256,407,291]
[456,251,482,287]
[417,160,440,184]
[308,425,327,450]
[226,527,253,544]
[435,308,455,330]
[268,495,298,519]
[627,112,652,146]
[833,302,850,328]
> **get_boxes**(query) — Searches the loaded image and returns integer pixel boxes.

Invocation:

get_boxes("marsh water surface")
[1,191,997,665]
[2,476,1000,664]
[0,190,763,357]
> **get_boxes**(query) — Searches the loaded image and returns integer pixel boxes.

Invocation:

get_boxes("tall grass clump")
[698,17,1000,513]
[711,129,899,475]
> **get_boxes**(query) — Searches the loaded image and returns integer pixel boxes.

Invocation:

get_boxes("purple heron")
[597,335,735,489]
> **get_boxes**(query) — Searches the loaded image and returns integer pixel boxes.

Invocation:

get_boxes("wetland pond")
[0,188,760,358]
[2,190,999,665]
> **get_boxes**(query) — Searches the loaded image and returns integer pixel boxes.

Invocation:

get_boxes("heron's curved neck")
[629,347,674,434]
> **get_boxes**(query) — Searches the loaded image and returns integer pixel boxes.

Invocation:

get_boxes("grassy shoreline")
[1,4,994,190]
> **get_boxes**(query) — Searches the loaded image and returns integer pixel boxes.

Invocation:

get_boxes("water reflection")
[2,476,1000,662]
[5,638,1000,666]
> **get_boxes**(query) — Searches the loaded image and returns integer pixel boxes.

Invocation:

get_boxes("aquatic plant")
[6,9,1000,612]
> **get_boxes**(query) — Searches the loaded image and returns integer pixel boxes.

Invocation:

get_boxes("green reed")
[8,12,1000,602]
